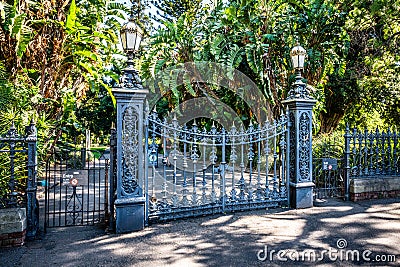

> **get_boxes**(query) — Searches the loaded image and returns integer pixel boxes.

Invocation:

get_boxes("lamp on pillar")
[118,2,143,90]
[282,43,317,209]
[287,44,311,100]
[112,0,148,233]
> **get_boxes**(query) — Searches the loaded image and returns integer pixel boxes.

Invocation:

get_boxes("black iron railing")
[0,121,38,239]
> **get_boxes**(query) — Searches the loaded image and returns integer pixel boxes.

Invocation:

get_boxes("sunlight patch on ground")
[201,215,234,226]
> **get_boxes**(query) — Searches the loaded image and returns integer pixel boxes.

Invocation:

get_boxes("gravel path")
[1,198,399,266]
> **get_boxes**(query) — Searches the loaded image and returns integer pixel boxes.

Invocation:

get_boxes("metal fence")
[312,135,344,199]
[344,126,400,178]
[0,122,38,238]
[145,111,290,222]
[44,143,110,230]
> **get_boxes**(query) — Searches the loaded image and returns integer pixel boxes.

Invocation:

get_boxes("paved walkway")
[1,198,399,266]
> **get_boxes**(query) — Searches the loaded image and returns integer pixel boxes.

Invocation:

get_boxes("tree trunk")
[318,110,345,135]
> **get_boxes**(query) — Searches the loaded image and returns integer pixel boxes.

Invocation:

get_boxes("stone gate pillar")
[112,57,148,233]
[282,66,316,209]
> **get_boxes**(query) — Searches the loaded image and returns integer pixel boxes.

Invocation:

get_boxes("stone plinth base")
[290,182,314,209]
[0,208,26,247]
[350,176,400,201]
[115,197,145,234]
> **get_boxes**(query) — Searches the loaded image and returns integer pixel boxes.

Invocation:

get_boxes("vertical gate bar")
[81,186,84,225]
[278,122,286,201]
[105,159,109,224]
[151,115,157,203]
[144,111,149,225]
[44,160,49,232]
[381,129,386,175]
[394,128,398,175]
[286,107,291,207]
[230,123,236,202]
[239,126,245,201]
[9,138,16,206]
[171,114,178,207]
[255,124,261,200]
[53,152,56,227]
[247,124,255,201]
[351,128,357,177]
[181,125,188,206]
[93,152,96,224]
[358,131,363,177]
[201,130,207,205]
[369,131,374,175]
[87,149,90,224]
[374,128,379,175]
[73,186,77,225]
[388,128,392,174]
[272,121,278,196]
[191,121,198,206]
[344,124,351,201]
[381,130,385,175]
[97,156,100,221]
[247,127,253,202]
[364,129,368,176]
[162,119,168,206]
[65,186,67,226]
[58,156,61,227]
[98,156,101,221]
[265,123,270,198]
[108,128,116,230]
[221,128,226,212]
[210,123,217,204]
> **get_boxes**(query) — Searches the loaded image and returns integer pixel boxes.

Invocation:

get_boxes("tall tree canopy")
[0,0,126,146]
[141,0,400,134]
[149,0,202,22]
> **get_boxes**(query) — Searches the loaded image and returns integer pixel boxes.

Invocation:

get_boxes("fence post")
[282,68,317,208]
[112,57,148,233]
[25,120,38,239]
[344,124,351,201]
[108,128,117,231]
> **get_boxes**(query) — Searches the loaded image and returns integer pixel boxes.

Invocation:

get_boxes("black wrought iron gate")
[44,146,109,231]
[313,137,345,199]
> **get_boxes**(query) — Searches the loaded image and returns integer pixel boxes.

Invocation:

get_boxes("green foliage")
[75,86,115,139]
[142,0,400,134]
[0,0,126,168]
[150,0,202,22]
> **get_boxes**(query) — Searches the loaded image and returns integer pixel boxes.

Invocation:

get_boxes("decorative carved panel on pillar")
[121,105,140,196]
[299,111,311,182]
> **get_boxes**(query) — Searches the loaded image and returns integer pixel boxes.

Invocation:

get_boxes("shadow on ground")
[1,198,399,267]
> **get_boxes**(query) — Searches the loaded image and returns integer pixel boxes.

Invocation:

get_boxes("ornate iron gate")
[145,111,290,222]
[44,145,109,230]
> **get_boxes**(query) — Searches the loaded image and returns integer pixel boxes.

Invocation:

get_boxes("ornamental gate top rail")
[147,110,289,146]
